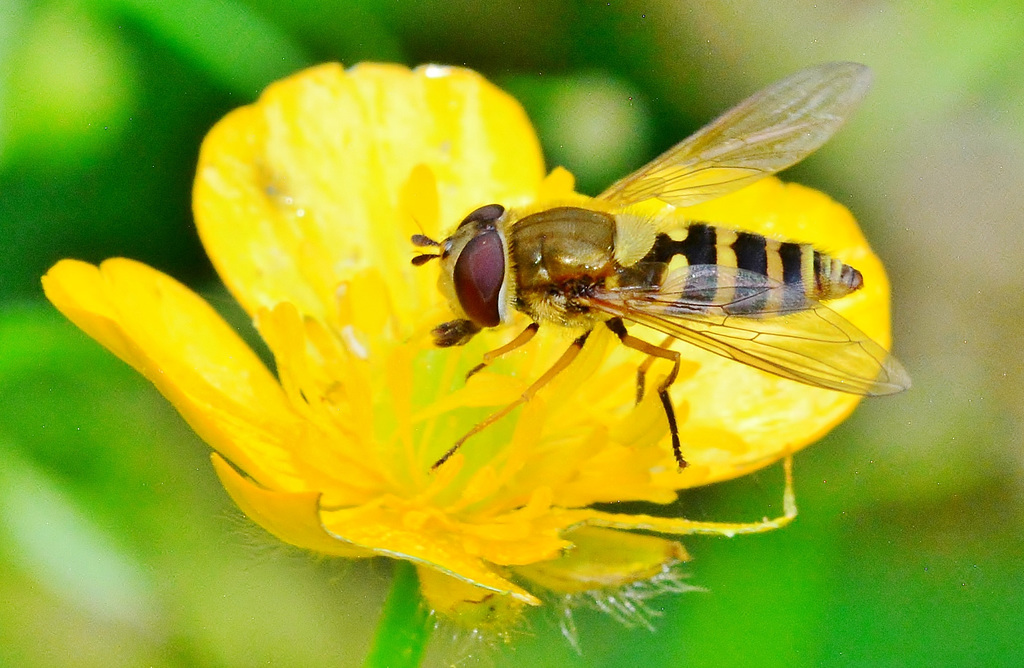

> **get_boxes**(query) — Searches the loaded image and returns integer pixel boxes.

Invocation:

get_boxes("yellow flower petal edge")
[417,565,528,628]
[42,259,307,489]
[571,456,798,537]
[211,453,368,557]
[193,62,545,328]
[321,505,541,605]
[513,526,690,594]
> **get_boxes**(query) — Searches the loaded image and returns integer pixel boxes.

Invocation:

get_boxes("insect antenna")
[411,234,440,247]
[411,233,441,266]
[411,253,439,266]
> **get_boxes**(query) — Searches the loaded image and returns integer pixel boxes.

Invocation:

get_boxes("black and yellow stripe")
[642,223,863,311]
[734,232,768,276]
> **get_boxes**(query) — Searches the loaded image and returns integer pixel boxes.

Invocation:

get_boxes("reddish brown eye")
[453,229,504,327]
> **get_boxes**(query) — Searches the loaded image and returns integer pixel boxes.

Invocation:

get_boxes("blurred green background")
[2,1,1022,666]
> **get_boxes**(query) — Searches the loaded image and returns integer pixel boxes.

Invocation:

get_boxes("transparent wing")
[585,265,910,396]
[598,62,872,208]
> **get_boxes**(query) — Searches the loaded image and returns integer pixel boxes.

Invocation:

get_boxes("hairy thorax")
[509,207,619,327]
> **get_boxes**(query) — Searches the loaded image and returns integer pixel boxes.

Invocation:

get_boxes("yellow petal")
[562,456,798,536]
[321,505,540,604]
[417,566,529,628]
[250,302,391,504]
[537,165,576,200]
[570,507,795,537]
[42,259,303,489]
[399,163,440,239]
[514,526,688,594]
[211,453,368,557]
[193,62,545,326]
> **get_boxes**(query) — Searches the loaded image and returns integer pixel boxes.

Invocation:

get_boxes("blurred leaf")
[86,0,310,95]
[247,0,405,63]
[813,470,1024,667]
[0,302,194,515]
[0,35,227,300]
[502,72,653,194]
[392,0,572,69]
[0,0,29,155]
[0,2,139,168]
[0,453,159,630]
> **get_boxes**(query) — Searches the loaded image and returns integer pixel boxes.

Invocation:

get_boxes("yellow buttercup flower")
[43,64,891,621]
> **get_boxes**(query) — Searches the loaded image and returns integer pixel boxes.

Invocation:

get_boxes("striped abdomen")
[640,223,862,310]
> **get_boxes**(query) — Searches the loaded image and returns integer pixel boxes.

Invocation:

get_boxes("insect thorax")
[509,207,617,326]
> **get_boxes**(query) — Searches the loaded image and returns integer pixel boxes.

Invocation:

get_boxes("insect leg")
[465,323,540,380]
[432,330,591,470]
[604,318,686,469]
[634,334,677,403]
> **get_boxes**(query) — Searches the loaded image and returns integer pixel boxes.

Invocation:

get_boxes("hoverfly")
[412,62,911,470]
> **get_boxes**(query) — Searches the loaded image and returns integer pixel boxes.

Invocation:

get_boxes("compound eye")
[457,204,505,229]
[453,229,504,327]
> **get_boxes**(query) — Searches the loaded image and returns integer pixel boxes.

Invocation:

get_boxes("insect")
[412,62,911,470]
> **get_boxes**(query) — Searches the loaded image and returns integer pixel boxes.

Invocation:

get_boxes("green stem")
[364,560,434,668]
